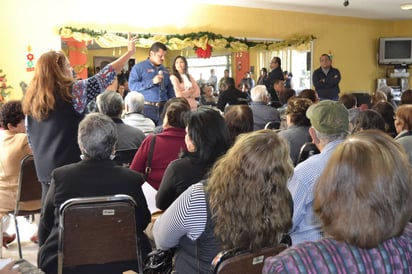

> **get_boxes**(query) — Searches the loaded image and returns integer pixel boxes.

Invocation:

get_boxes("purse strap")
[144,134,157,181]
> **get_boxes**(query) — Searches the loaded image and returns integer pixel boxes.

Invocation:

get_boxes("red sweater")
[130,127,187,190]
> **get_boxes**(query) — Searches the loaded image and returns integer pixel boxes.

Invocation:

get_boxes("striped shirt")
[288,139,344,245]
[263,223,412,274]
[153,182,207,249]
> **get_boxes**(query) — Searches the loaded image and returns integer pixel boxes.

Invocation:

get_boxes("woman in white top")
[170,56,200,110]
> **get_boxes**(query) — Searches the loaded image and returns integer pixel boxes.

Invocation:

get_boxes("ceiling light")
[400,3,412,10]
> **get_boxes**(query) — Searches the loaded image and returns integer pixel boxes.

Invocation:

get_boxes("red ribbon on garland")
[195,44,212,58]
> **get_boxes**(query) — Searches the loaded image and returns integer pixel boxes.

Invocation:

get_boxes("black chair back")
[211,244,288,274]
[11,154,42,258]
[57,195,143,274]
[296,142,320,165]
[114,148,138,167]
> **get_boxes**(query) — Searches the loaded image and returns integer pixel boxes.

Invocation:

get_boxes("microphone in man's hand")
[158,70,164,90]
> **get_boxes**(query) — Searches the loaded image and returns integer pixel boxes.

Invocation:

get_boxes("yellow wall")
[1,1,411,100]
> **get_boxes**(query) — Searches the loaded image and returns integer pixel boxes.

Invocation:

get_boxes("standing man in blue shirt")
[312,54,341,101]
[129,42,175,125]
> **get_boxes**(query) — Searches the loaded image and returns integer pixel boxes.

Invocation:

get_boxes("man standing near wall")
[264,57,284,103]
[129,42,175,125]
[312,54,341,101]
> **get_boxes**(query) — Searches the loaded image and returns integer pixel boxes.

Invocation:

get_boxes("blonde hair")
[314,130,412,248]
[23,51,74,121]
[208,129,293,251]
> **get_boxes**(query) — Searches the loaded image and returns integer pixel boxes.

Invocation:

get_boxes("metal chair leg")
[14,215,22,259]
[0,219,3,258]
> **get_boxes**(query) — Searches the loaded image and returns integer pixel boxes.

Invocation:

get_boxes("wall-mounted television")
[379,37,412,66]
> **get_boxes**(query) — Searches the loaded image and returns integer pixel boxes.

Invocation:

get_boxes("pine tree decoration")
[0,69,12,107]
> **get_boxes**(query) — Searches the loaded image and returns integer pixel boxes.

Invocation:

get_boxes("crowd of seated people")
[351,109,385,133]
[156,107,231,210]
[249,85,280,130]
[129,97,190,190]
[38,112,151,274]
[5,41,412,274]
[278,97,313,165]
[153,129,294,273]
[223,104,254,143]
[264,130,412,273]
[122,91,156,135]
[96,90,145,151]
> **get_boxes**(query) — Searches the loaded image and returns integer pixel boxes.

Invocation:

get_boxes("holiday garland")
[59,27,315,58]
[0,69,12,106]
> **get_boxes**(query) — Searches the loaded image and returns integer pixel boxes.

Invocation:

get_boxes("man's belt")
[144,101,166,107]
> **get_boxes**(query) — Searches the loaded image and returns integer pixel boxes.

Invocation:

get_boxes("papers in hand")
[142,182,161,214]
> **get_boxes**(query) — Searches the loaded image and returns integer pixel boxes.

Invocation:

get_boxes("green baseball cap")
[306,100,349,134]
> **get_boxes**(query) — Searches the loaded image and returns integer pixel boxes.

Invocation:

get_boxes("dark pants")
[40,181,50,207]
[143,104,164,126]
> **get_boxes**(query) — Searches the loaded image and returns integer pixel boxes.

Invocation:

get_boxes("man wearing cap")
[288,100,349,245]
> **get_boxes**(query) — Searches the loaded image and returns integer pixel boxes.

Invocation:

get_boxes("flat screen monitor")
[378,37,412,65]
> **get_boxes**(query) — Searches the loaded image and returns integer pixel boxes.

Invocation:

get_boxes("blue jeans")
[143,105,164,126]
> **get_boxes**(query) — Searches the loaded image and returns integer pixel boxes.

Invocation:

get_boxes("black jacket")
[27,99,83,182]
[38,159,151,274]
[217,86,248,111]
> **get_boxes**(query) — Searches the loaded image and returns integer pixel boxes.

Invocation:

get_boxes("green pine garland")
[59,26,315,50]
[0,69,12,107]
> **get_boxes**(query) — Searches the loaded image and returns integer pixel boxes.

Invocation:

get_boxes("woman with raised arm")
[23,33,137,202]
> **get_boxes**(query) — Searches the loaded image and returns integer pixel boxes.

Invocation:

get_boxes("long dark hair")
[172,55,190,84]
[184,107,231,165]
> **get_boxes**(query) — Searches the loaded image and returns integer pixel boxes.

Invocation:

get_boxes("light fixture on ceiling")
[400,3,412,10]
[343,0,349,7]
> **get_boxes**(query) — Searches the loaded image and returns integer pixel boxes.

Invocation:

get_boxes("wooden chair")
[211,244,288,274]
[0,154,42,259]
[57,194,143,274]
[296,142,320,165]
[114,148,138,167]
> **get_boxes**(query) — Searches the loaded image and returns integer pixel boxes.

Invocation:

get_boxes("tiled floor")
[2,216,39,266]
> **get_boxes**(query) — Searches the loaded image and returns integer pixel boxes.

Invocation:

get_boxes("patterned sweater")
[263,223,412,274]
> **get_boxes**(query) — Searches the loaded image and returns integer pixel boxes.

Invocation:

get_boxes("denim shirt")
[128,59,175,102]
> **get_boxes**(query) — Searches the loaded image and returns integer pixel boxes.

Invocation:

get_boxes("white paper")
[142,182,161,214]
[0,258,12,270]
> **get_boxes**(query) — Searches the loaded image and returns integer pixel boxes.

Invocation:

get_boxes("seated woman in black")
[38,113,151,274]
[156,107,231,210]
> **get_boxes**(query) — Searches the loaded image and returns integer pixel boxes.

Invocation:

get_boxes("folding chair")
[57,194,143,274]
[114,148,138,167]
[296,142,320,165]
[211,244,288,274]
[0,154,42,259]
[264,121,281,130]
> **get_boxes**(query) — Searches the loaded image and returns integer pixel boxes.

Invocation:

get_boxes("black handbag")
[144,248,174,274]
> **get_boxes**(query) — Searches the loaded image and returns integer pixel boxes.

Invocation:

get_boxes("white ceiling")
[201,0,412,20]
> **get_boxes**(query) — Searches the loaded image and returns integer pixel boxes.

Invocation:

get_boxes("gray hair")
[314,128,348,143]
[96,90,124,118]
[124,92,144,114]
[78,113,117,160]
[251,85,269,102]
